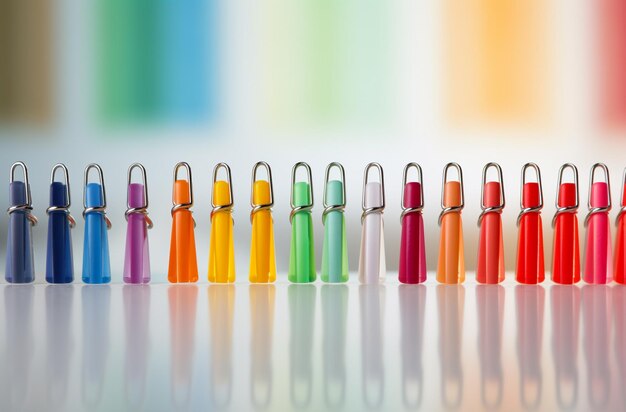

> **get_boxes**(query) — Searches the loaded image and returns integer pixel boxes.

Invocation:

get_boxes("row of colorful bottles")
[5,160,626,285]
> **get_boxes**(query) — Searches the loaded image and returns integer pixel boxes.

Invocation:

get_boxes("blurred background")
[1,0,626,282]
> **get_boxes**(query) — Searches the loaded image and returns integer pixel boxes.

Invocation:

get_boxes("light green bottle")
[321,163,348,282]
[289,163,316,283]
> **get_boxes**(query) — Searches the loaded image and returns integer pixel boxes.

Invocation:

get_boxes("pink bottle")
[583,163,612,284]
[399,163,426,284]
[123,164,153,284]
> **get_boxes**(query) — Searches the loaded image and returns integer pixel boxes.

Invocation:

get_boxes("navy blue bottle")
[6,162,38,283]
[46,163,75,284]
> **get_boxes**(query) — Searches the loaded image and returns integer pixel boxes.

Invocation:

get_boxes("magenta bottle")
[123,164,153,284]
[399,163,427,284]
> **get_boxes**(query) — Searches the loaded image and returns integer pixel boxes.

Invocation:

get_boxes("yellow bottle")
[208,163,235,283]
[249,162,276,283]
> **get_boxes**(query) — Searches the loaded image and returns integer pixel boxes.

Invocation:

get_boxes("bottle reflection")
[550,285,580,410]
[208,285,235,409]
[289,285,316,409]
[437,285,464,409]
[476,285,504,409]
[168,285,198,408]
[515,285,545,410]
[45,285,74,410]
[3,286,35,410]
[81,285,111,408]
[321,285,348,409]
[582,285,611,409]
[614,286,626,405]
[250,284,275,409]
[399,285,426,409]
[123,285,151,409]
[359,284,385,409]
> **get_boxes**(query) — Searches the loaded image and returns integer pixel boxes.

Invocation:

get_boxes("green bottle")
[321,162,349,282]
[289,162,316,283]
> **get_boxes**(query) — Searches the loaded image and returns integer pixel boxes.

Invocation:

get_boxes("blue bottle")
[6,162,37,283]
[46,163,75,284]
[82,164,112,284]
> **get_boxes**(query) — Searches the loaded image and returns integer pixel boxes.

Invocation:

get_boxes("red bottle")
[615,168,626,284]
[516,163,545,284]
[552,163,581,284]
[583,163,612,284]
[477,162,505,284]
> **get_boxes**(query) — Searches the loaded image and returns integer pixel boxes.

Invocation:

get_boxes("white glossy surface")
[1,274,624,412]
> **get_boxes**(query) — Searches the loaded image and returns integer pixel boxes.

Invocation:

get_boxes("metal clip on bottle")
[46,163,76,283]
[288,162,316,283]
[359,162,386,284]
[82,164,112,284]
[123,163,153,284]
[615,168,626,284]
[583,163,612,284]
[477,162,505,284]
[437,163,465,284]
[208,163,235,283]
[321,162,348,283]
[168,162,198,283]
[6,162,38,283]
[516,163,545,284]
[552,163,581,284]
[399,163,426,284]
[249,161,276,283]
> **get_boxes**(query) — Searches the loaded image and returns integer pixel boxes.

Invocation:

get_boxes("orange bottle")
[168,162,198,283]
[437,163,466,284]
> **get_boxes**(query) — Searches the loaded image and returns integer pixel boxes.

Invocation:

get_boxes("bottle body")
[46,182,74,284]
[476,182,505,284]
[321,180,348,283]
[437,181,465,284]
[168,180,198,283]
[5,181,35,283]
[82,212,111,284]
[82,183,111,284]
[516,211,545,284]
[288,182,316,283]
[516,182,545,284]
[208,180,235,283]
[583,182,612,284]
[552,183,581,284]
[123,210,151,284]
[615,212,626,284]
[359,182,386,284]
[249,180,276,283]
[399,182,426,284]
[321,209,348,283]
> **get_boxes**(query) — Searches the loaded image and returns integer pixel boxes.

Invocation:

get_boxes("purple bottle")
[123,163,153,284]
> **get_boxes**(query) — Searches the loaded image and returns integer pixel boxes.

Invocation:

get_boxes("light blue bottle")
[82,164,111,284]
